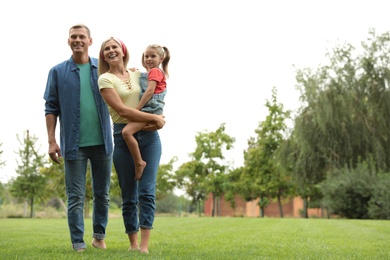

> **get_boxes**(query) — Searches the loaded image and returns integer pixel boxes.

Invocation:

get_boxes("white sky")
[1,0,389,183]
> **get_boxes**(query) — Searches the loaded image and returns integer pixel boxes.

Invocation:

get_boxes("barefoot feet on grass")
[134,161,147,180]
[92,238,106,249]
[139,248,149,254]
[128,246,139,252]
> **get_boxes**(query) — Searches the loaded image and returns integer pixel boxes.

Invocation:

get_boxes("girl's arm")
[100,87,165,129]
[136,80,156,110]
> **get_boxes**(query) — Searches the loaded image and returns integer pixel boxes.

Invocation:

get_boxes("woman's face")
[102,39,124,65]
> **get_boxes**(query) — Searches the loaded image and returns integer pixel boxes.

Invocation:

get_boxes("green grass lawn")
[0,216,389,259]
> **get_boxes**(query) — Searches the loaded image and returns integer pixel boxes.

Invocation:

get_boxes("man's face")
[68,28,92,54]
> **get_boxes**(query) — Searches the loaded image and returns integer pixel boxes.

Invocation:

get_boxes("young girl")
[122,44,170,180]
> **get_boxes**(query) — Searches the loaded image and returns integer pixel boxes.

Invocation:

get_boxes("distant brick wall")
[204,193,246,217]
[205,194,324,218]
[246,198,301,217]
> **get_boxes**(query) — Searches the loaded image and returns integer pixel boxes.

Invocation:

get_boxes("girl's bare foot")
[134,161,147,180]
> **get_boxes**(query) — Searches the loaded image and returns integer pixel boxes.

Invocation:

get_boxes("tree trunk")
[211,193,215,217]
[302,197,308,218]
[277,193,284,218]
[260,196,264,217]
[216,195,220,217]
[30,197,34,218]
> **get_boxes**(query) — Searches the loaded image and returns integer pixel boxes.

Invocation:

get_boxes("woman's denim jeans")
[64,145,112,250]
[113,124,161,233]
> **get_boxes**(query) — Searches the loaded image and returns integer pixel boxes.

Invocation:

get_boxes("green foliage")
[0,182,5,205]
[109,164,121,199]
[193,124,235,215]
[223,167,244,209]
[241,87,293,217]
[156,193,178,214]
[320,162,376,219]
[368,173,390,219]
[176,124,235,216]
[156,157,177,200]
[291,29,390,216]
[40,158,66,203]
[175,160,207,205]
[10,130,46,218]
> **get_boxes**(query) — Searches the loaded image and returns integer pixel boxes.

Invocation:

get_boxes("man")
[44,24,112,252]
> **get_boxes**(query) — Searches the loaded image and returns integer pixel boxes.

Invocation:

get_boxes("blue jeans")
[64,145,112,250]
[113,124,161,234]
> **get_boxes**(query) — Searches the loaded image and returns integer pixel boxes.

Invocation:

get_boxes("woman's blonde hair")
[98,37,129,76]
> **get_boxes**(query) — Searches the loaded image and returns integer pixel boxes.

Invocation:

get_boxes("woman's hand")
[143,115,165,131]
[154,115,165,129]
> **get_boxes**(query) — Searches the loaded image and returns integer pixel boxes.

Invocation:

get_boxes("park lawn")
[0,216,389,259]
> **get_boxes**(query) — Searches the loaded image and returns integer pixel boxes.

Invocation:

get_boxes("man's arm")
[46,114,62,164]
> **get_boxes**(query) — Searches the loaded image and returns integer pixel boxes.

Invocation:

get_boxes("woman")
[98,37,164,254]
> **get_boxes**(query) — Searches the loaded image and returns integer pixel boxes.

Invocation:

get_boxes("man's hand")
[48,142,62,164]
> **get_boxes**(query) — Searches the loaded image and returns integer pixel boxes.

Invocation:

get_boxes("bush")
[320,162,375,219]
[368,173,390,219]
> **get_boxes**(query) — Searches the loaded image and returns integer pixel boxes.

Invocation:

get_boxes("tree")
[175,123,235,217]
[223,166,244,212]
[175,160,207,216]
[40,158,67,213]
[10,130,46,218]
[320,162,375,219]
[291,29,390,217]
[156,157,177,200]
[368,172,390,219]
[241,87,292,217]
[156,192,179,214]
[42,159,95,218]
[191,123,235,217]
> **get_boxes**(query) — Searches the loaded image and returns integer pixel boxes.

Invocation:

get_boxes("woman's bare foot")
[139,247,149,254]
[92,238,106,249]
[139,238,149,254]
[128,246,139,252]
[134,161,147,180]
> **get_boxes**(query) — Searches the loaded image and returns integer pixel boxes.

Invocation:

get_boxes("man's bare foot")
[134,161,147,180]
[92,238,106,249]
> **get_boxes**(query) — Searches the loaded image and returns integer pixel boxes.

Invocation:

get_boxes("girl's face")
[143,48,163,70]
[102,39,124,65]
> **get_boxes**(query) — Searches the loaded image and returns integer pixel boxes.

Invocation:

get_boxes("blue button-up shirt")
[44,56,113,160]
